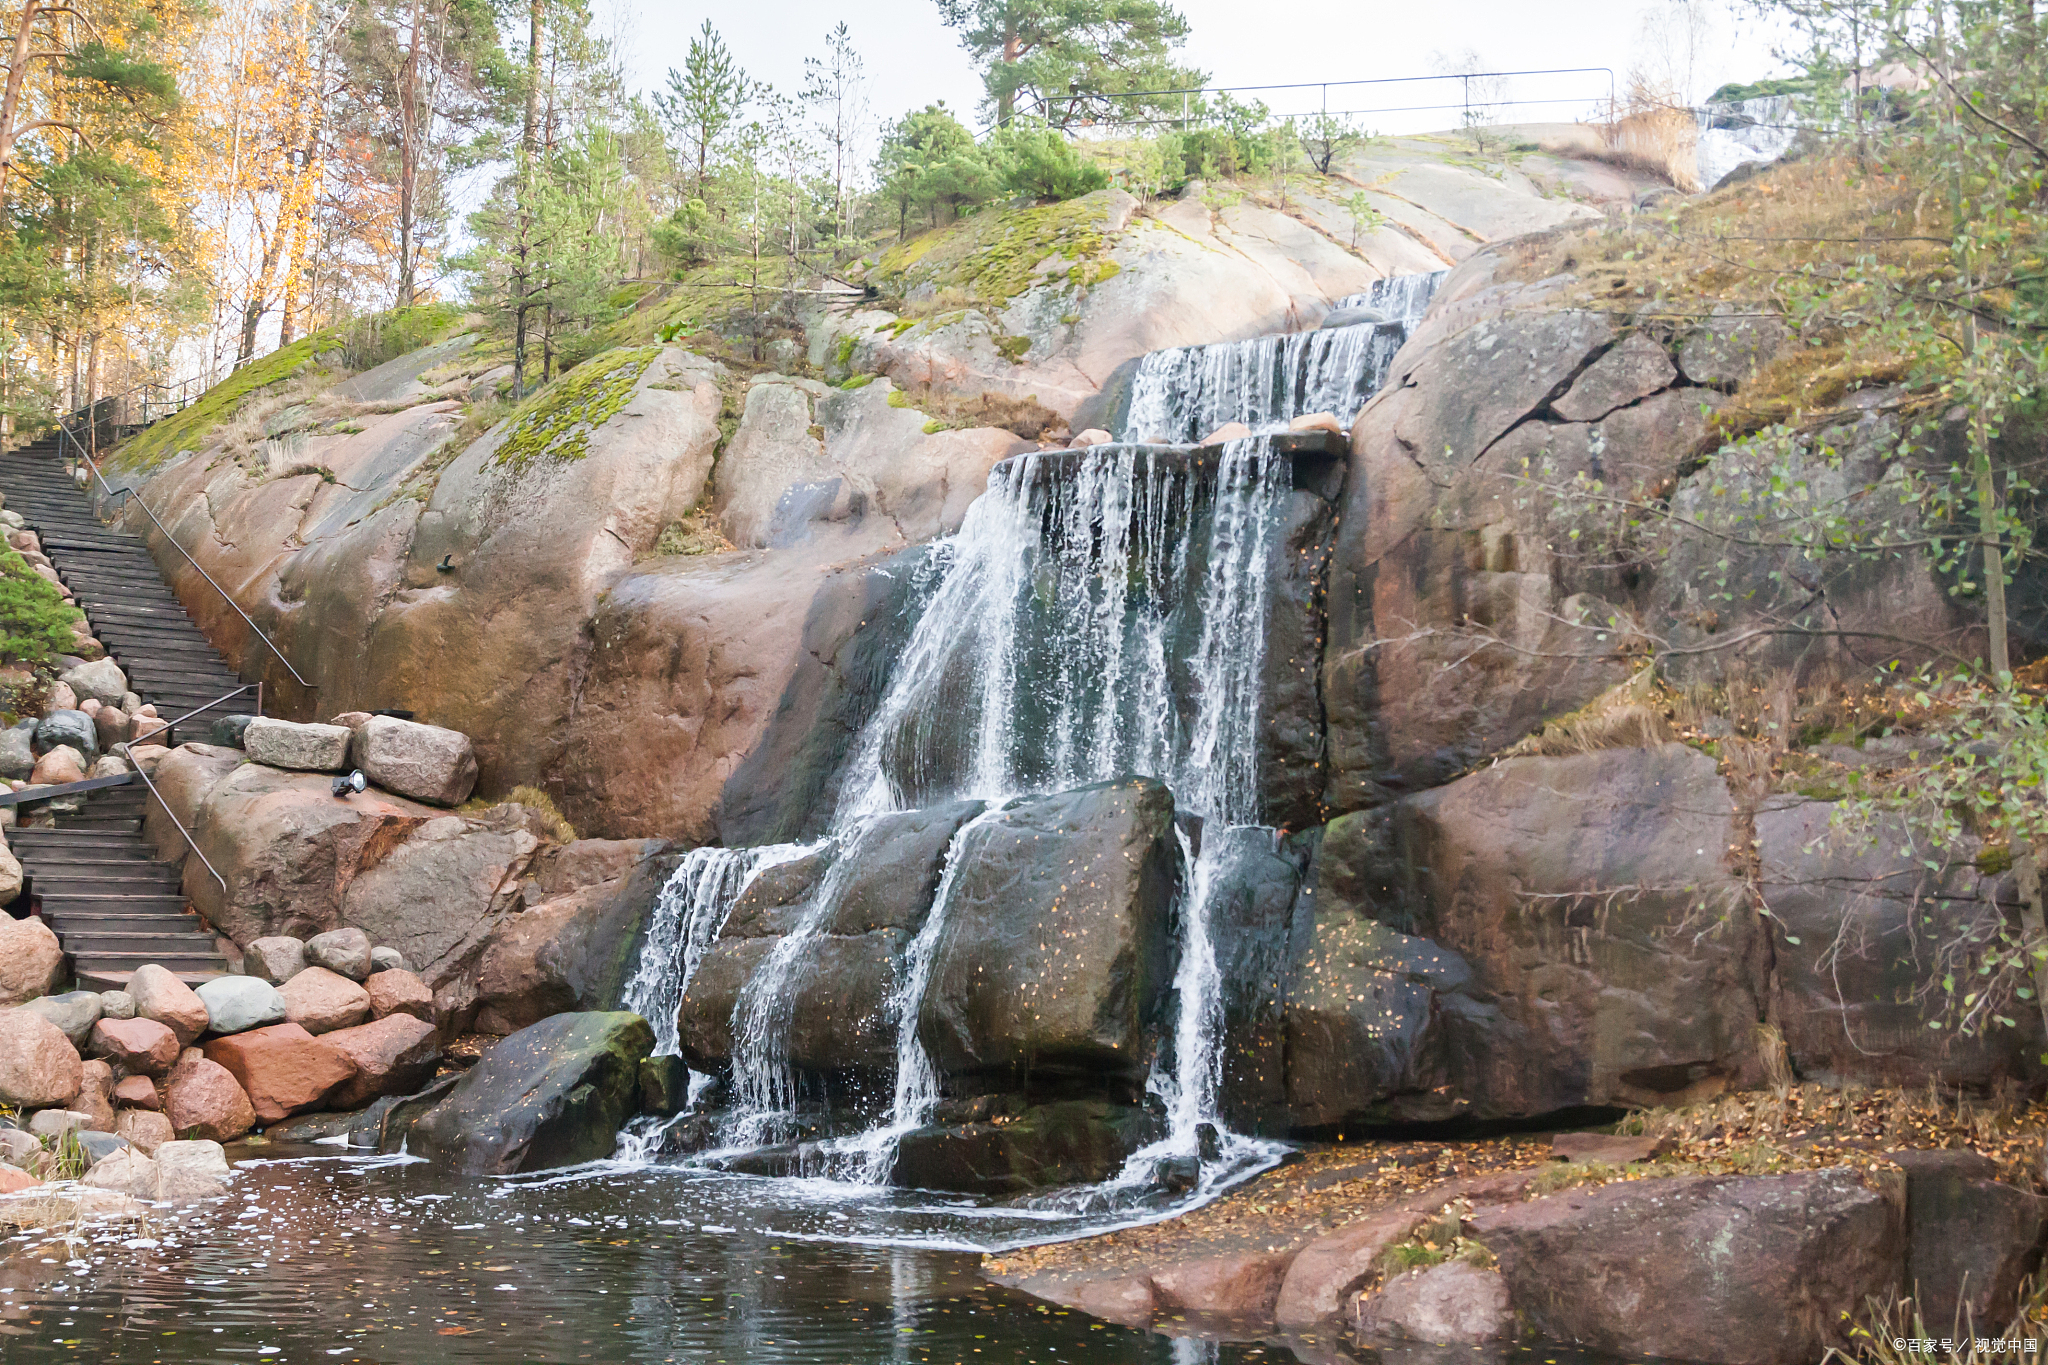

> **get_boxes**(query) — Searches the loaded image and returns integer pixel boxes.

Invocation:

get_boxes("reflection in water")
[2,1149,1653,1364]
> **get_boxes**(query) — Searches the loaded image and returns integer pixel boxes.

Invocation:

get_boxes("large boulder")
[919,780,1179,1086]
[0,726,33,780]
[243,718,353,772]
[74,1059,117,1131]
[30,743,86,785]
[336,815,539,987]
[305,927,374,981]
[365,968,435,1023]
[59,658,128,708]
[141,742,244,862]
[0,917,68,1006]
[321,1014,440,1109]
[127,964,210,1048]
[0,1007,82,1106]
[90,1016,181,1077]
[34,710,98,764]
[202,1021,356,1123]
[403,1011,652,1173]
[153,1139,233,1201]
[1469,1168,1903,1365]
[1361,745,1765,1120]
[355,715,478,807]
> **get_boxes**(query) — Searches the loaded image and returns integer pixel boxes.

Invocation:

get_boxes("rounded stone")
[128,964,210,1048]
[242,937,307,986]
[305,928,374,982]
[194,976,289,1035]
[114,1109,175,1154]
[19,990,103,1049]
[99,990,137,1020]
[32,710,97,764]
[90,1016,181,1076]
[368,946,409,975]
[0,1008,83,1107]
[163,1057,256,1142]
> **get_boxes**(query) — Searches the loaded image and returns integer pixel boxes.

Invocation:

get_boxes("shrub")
[992,121,1110,201]
[0,551,83,668]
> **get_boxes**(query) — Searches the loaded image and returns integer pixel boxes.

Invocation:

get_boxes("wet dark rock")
[403,1011,653,1174]
[919,779,1179,1087]
[888,1100,1159,1196]
[639,1055,691,1118]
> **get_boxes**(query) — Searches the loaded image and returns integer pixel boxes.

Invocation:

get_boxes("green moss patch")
[868,191,1121,306]
[492,346,662,472]
[112,335,325,473]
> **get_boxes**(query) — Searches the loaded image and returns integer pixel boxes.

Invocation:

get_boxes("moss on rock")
[492,345,662,472]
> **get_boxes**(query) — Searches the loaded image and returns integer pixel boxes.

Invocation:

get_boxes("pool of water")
[0,1146,1638,1364]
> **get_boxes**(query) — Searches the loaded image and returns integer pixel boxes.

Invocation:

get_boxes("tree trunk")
[395,0,426,308]
[2016,841,2048,1044]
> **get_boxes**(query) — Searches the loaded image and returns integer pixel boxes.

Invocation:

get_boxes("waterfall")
[1333,268,1447,321]
[1695,95,1798,191]
[623,267,1418,1202]
[621,845,808,1059]
[1120,269,1445,444]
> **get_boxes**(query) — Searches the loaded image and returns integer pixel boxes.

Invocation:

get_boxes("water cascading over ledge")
[620,270,1443,1204]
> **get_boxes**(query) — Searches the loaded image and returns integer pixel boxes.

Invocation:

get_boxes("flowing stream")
[619,268,1447,1235]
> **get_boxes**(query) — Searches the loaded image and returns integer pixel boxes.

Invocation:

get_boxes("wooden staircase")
[0,430,254,987]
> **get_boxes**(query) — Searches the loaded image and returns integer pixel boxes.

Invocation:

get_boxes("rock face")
[1468,1169,1903,1365]
[1893,1149,2048,1326]
[459,838,669,1035]
[0,1008,83,1106]
[0,915,65,1006]
[162,761,541,988]
[1325,745,1764,1123]
[355,715,478,806]
[203,1022,356,1123]
[404,1011,652,1174]
[1356,1262,1511,1344]
[243,718,354,772]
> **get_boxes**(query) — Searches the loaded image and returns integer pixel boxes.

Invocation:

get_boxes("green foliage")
[654,20,754,196]
[989,119,1110,200]
[492,345,660,471]
[935,0,1203,125]
[1705,75,1820,105]
[869,192,1118,306]
[876,102,1002,230]
[329,303,465,371]
[0,551,84,669]
[111,335,325,473]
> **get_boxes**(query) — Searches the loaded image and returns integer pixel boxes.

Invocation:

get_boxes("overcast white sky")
[594,0,1795,134]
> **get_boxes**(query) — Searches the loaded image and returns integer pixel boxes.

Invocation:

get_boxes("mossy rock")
[492,346,663,472]
[868,191,1123,307]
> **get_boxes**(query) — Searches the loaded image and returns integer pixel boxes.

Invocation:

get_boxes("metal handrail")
[54,415,317,691]
[117,750,228,892]
[127,683,259,750]
[0,771,135,807]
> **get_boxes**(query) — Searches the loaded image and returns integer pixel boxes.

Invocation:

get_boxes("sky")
[593,0,1796,136]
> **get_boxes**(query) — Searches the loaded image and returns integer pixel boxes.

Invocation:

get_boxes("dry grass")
[1594,84,1704,192]
[889,382,1064,441]
[459,784,576,843]
[1504,665,1677,758]
[1832,1276,2048,1362]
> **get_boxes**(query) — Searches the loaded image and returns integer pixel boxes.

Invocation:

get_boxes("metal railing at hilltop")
[996,67,1619,135]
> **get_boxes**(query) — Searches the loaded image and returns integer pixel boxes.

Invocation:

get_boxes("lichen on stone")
[491,345,662,472]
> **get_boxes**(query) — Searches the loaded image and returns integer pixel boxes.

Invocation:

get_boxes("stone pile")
[0,656,166,826]
[0,926,442,1190]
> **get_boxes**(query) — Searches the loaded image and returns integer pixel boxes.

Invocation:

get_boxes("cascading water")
[1121,269,1445,443]
[621,268,1447,1220]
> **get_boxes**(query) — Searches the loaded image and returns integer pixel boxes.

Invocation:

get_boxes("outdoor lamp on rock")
[332,769,367,798]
